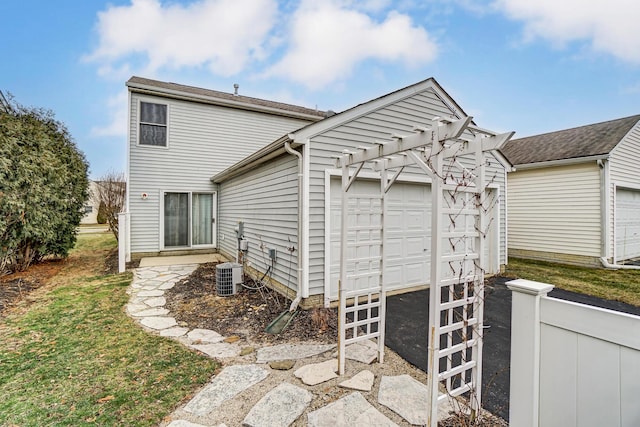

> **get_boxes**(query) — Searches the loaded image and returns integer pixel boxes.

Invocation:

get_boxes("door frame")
[159,190,217,251]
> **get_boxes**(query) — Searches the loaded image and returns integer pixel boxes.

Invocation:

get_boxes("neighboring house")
[80,180,100,224]
[502,114,640,267]
[126,76,510,307]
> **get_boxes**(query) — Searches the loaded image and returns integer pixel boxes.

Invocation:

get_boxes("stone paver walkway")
[126,258,468,426]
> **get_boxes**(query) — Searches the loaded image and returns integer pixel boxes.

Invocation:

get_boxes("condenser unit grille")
[215,262,242,296]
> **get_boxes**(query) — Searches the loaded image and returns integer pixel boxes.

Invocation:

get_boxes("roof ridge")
[512,114,640,141]
[127,76,327,118]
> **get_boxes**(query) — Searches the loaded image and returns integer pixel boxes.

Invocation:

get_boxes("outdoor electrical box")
[240,239,249,251]
[234,221,244,238]
[268,248,277,261]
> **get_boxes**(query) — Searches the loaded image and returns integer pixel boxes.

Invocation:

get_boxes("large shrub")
[0,100,89,273]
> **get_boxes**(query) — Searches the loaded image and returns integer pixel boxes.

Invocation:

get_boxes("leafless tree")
[94,171,126,240]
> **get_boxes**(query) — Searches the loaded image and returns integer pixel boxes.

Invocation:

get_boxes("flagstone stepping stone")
[166,420,210,427]
[137,289,165,297]
[126,303,148,314]
[140,316,177,330]
[187,328,224,343]
[307,392,398,427]
[160,327,189,337]
[242,382,312,427]
[158,281,177,290]
[256,343,336,363]
[333,339,378,364]
[378,374,430,425]
[183,364,269,416]
[144,296,166,307]
[190,342,241,358]
[294,359,338,386]
[269,360,296,370]
[240,346,255,356]
[338,370,375,391]
[131,307,169,317]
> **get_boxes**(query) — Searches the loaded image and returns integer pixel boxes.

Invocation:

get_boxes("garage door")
[616,188,640,261]
[327,178,500,301]
[328,179,431,299]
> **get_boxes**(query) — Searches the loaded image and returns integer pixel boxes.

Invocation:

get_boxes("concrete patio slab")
[139,254,226,267]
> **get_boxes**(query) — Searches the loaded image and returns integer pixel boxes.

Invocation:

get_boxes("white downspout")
[600,257,640,270]
[284,141,304,311]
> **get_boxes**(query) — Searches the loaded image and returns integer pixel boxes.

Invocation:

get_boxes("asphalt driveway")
[385,277,640,422]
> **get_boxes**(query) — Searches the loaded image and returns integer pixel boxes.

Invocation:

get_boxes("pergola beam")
[336,117,473,168]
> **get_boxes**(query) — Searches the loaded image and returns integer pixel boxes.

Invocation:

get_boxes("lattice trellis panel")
[337,175,386,375]
[335,117,512,425]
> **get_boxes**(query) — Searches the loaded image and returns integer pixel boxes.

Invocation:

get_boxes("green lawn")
[504,257,640,307]
[0,233,218,426]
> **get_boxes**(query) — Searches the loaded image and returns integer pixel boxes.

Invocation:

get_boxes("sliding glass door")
[163,192,214,248]
[192,193,213,245]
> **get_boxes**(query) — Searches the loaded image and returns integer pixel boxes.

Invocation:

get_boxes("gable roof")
[502,114,640,166]
[213,77,505,183]
[126,76,327,121]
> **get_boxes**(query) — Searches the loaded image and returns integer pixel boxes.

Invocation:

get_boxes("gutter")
[212,135,296,183]
[513,154,609,171]
[284,141,304,311]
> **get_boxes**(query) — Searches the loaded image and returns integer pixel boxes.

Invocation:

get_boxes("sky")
[1,0,639,179]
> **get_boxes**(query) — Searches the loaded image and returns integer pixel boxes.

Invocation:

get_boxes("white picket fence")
[508,279,640,427]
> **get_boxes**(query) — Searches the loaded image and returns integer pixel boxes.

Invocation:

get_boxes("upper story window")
[139,102,167,146]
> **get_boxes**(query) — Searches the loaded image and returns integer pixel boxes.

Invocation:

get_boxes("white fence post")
[118,212,127,273]
[507,279,554,427]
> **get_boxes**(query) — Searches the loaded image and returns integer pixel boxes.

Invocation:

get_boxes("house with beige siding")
[502,115,640,267]
[125,76,510,307]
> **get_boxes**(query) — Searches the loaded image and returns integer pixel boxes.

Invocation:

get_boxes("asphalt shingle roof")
[502,114,640,166]
[127,76,327,119]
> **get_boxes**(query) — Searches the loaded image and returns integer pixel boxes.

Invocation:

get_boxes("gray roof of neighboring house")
[126,76,327,120]
[502,114,640,166]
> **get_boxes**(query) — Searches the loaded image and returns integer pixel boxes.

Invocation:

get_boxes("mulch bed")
[164,262,338,344]
[0,258,65,316]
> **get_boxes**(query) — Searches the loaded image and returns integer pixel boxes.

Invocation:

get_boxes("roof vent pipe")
[233,83,239,96]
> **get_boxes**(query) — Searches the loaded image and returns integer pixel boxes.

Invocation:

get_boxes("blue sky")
[2,0,638,179]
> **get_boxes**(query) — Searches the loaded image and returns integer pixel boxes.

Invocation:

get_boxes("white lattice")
[336,117,512,425]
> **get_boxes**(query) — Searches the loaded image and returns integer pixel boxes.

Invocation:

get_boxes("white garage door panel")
[616,188,640,261]
[329,178,431,299]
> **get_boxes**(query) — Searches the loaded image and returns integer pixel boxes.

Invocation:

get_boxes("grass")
[0,233,218,426]
[504,257,640,307]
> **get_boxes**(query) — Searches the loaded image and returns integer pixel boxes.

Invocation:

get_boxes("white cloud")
[91,91,128,137]
[87,0,278,76]
[493,0,640,64]
[264,0,438,89]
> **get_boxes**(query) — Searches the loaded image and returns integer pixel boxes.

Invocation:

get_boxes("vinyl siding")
[128,92,311,253]
[608,121,640,260]
[508,163,602,258]
[306,88,508,297]
[218,154,300,292]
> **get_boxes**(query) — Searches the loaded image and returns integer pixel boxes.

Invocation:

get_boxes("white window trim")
[137,98,170,149]
[159,190,217,251]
